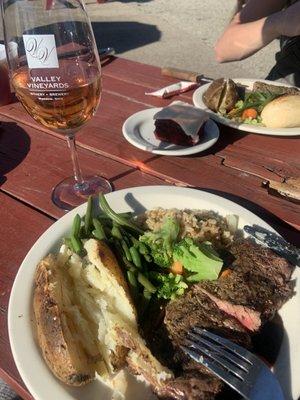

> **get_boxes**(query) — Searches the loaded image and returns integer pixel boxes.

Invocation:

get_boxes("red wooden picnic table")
[0,56,299,400]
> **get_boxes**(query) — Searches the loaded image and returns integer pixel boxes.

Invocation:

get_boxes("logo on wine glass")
[23,34,59,69]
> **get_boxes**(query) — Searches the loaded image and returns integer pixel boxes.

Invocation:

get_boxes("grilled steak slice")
[159,372,222,400]
[230,238,294,286]
[201,270,294,321]
[148,287,252,400]
[146,239,295,400]
[199,288,261,331]
[165,285,252,348]
[200,239,295,320]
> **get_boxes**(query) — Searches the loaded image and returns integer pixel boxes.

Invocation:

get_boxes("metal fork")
[181,328,284,400]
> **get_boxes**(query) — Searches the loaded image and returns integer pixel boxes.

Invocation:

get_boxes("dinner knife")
[161,67,213,83]
[244,224,300,266]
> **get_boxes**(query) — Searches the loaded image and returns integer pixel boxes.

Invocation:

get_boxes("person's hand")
[274,2,300,37]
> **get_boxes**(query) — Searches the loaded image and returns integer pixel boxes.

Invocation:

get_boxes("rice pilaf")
[136,208,233,249]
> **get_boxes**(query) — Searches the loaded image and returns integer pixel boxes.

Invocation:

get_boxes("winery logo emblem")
[23,34,59,69]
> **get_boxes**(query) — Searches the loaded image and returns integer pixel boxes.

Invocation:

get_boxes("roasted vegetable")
[241,108,258,120]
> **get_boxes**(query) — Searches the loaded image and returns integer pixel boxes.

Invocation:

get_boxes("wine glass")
[1,0,112,210]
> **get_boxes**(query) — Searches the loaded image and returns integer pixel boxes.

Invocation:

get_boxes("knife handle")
[161,67,201,83]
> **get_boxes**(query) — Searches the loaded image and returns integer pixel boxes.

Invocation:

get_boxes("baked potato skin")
[33,255,94,386]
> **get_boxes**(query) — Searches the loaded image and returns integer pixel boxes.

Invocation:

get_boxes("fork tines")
[181,328,256,395]
[181,327,284,400]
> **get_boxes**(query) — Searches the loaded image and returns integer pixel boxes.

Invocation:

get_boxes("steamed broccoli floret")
[139,217,180,268]
[149,272,188,300]
[173,237,223,282]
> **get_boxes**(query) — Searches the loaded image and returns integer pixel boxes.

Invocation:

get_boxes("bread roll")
[33,239,172,390]
[261,94,300,128]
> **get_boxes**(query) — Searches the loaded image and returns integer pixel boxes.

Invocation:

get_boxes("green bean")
[93,218,106,240]
[122,256,136,271]
[119,212,133,218]
[129,246,142,268]
[71,214,81,237]
[144,254,152,263]
[137,272,156,293]
[64,237,74,251]
[122,235,131,247]
[99,194,143,235]
[92,229,105,241]
[111,225,122,240]
[138,242,148,255]
[143,288,152,300]
[84,195,93,234]
[121,240,132,261]
[127,270,138,288]
[70,235,83,253]
[129,235,139,247]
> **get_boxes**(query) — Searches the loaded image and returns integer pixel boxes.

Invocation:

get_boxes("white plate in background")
[122,107,219,155]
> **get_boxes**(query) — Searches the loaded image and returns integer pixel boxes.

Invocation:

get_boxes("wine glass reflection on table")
[1,0,112,210]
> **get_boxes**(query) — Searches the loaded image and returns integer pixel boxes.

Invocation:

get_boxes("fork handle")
[248,370,285,400]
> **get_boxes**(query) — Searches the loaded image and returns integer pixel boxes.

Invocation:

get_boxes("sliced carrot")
[170,260,183,275]
[242,108,258,120]
[220,269,231,278]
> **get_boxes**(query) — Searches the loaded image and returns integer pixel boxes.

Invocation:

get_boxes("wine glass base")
[52,175,112,210]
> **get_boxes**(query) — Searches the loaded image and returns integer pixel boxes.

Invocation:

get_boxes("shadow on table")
[91,21,161,54]
[0,121,31,186]
[194,187,300,247]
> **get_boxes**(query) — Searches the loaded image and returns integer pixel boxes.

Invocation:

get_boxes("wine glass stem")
[67,133,85,187]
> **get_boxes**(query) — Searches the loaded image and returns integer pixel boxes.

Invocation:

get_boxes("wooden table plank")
[113,169,168,189]
[0,116,134,218]
[0,192,53,400]
[214,127,300,169]
[0,94,156,166]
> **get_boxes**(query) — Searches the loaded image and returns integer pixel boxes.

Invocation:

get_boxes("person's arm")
[214,0,296,62]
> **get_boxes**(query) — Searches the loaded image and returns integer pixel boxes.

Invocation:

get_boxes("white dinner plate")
[122,107,219,155]
[193,78,300,136]
[8,186,300,400]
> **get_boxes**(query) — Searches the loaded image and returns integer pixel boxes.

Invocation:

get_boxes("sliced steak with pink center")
[199,288,261,332]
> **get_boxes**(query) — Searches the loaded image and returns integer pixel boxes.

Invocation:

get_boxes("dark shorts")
[266,40,300,86]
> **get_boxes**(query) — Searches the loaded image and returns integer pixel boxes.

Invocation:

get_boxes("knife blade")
[244,224,300,266]
[161,67,213,83]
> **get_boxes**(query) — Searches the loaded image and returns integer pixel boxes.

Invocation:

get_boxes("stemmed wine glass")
[1,0,112,210]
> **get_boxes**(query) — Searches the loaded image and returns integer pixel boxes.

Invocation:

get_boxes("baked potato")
[203,78,239,113]
[33,255,96,386]
[33,239,172,389]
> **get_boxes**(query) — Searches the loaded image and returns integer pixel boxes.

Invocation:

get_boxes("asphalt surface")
[87,0,279,79]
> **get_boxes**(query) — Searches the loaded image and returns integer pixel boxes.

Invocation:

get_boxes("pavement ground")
[86,0,279,79]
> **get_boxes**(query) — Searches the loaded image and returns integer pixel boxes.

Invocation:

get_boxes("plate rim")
[7,185,300,400]
[122,107,220,155]
[193,78,300,136]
